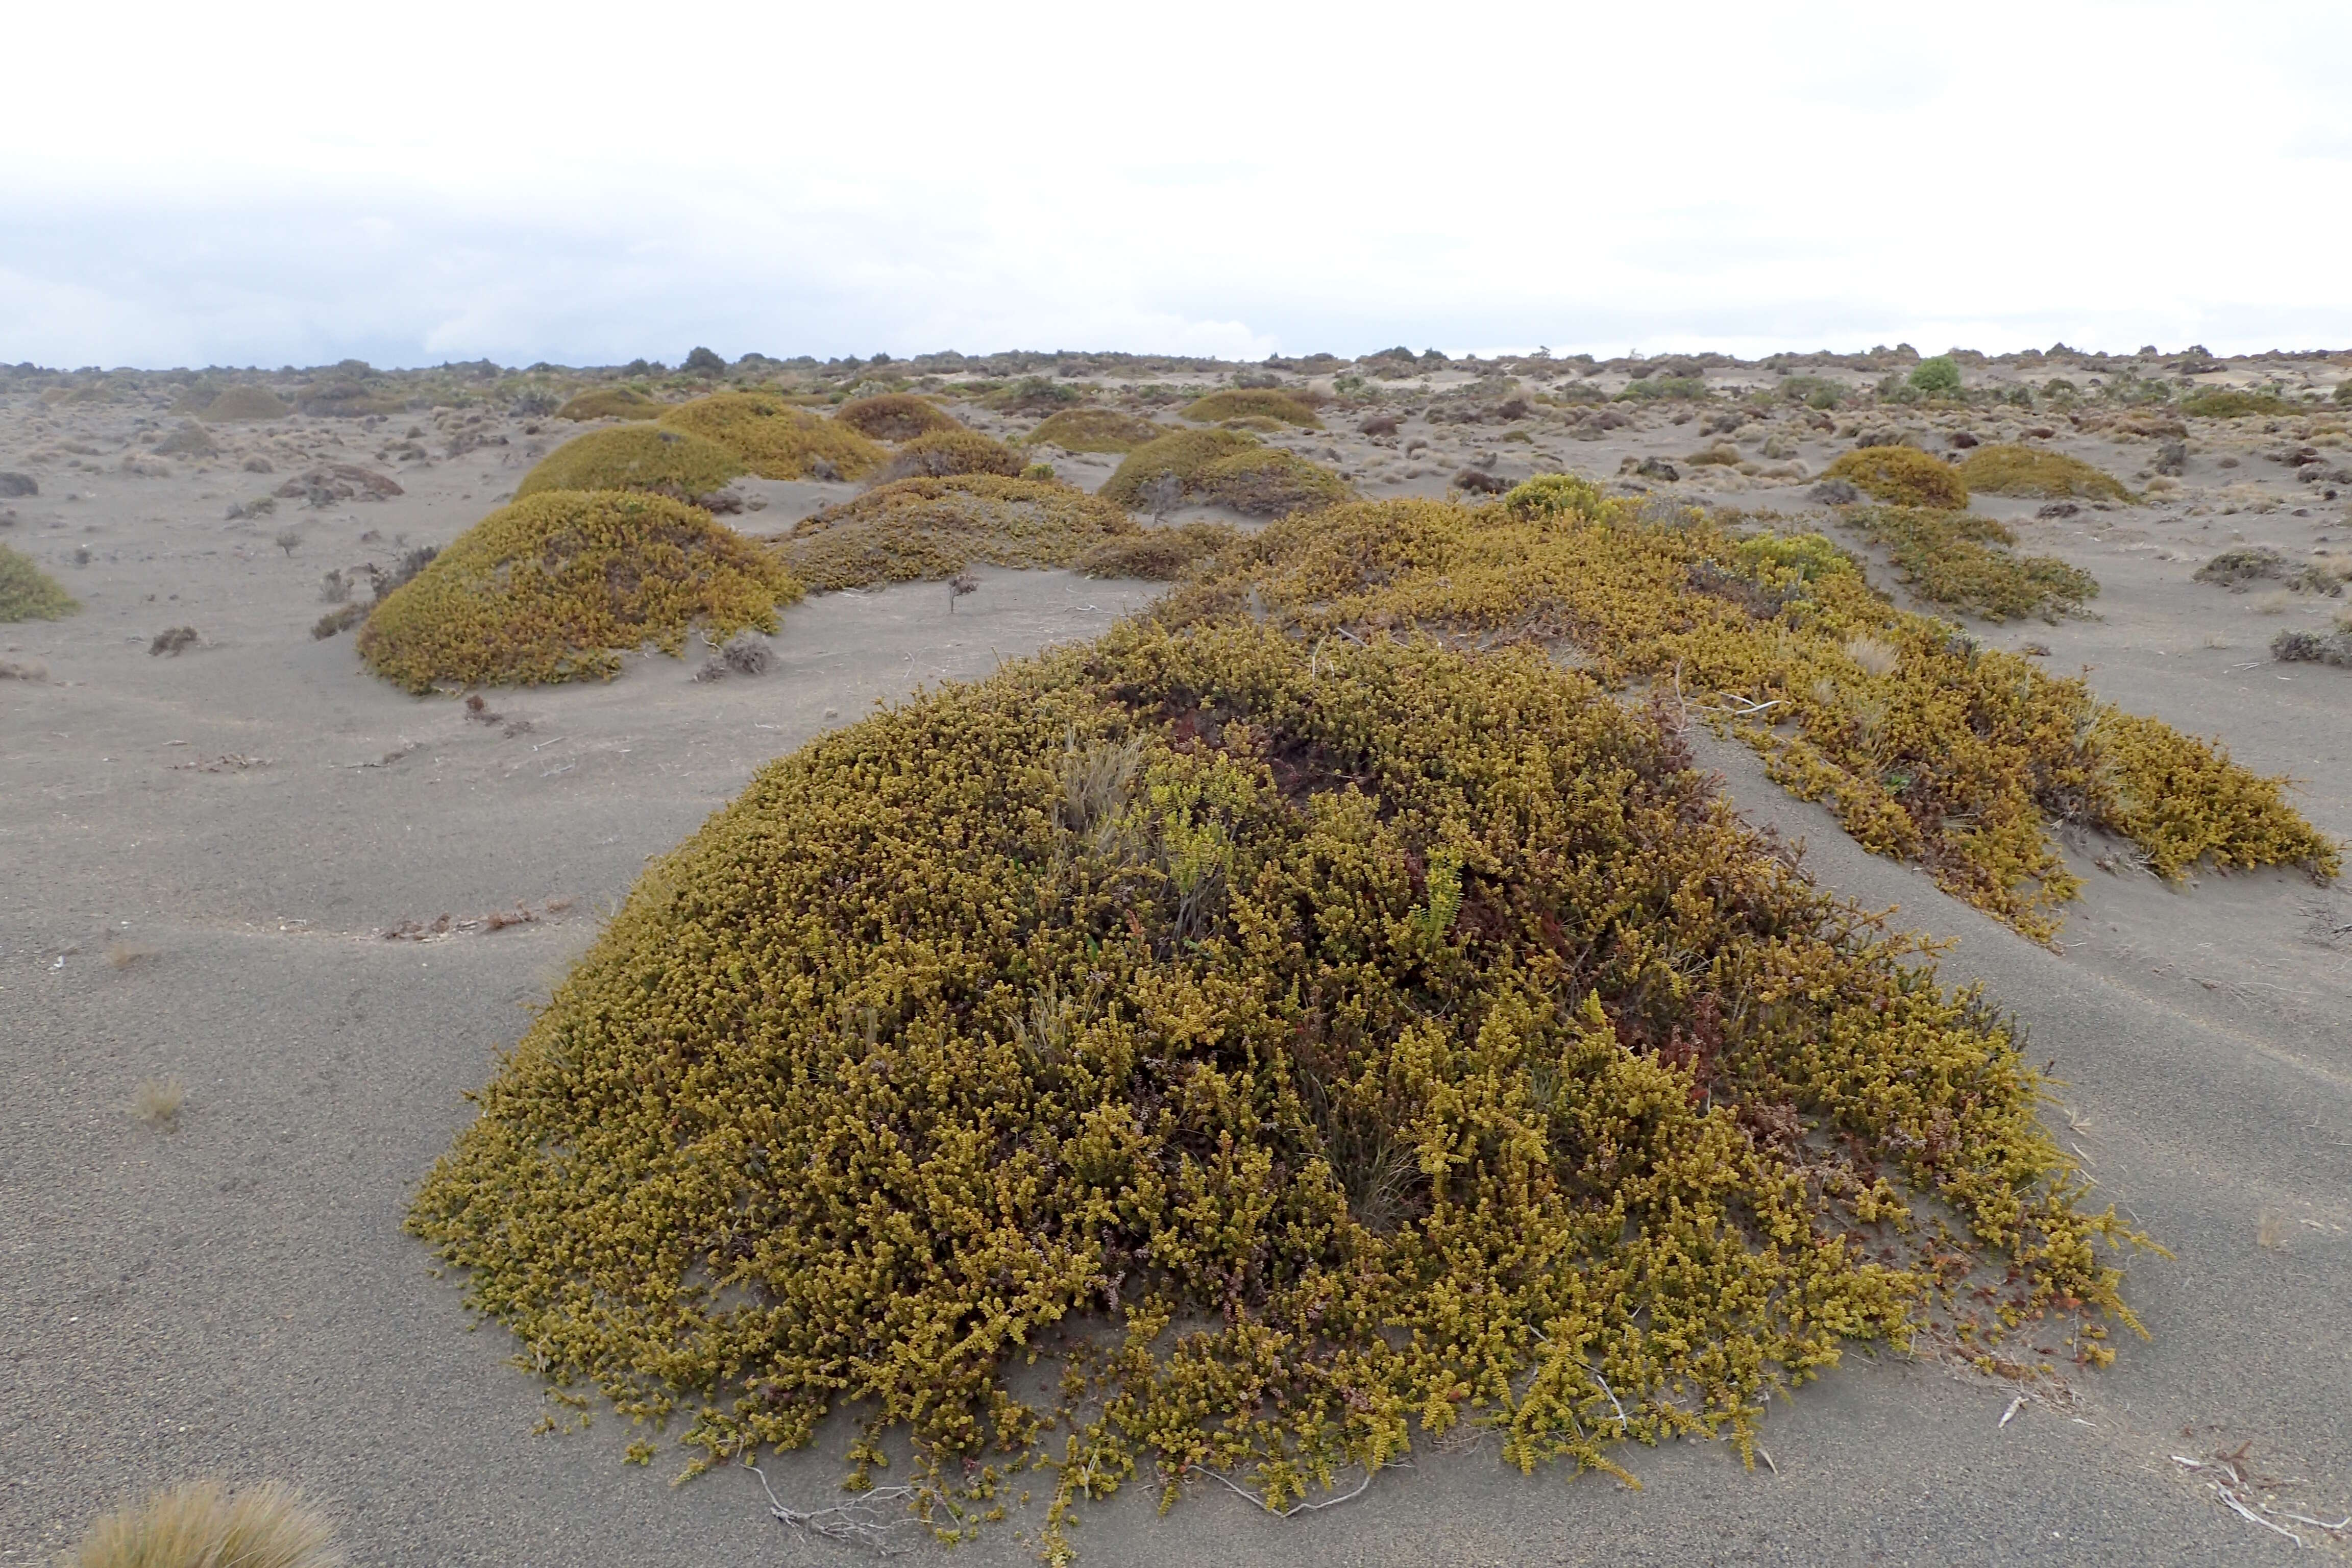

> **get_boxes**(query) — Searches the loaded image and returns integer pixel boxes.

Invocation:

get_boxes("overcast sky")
[6,1,2348,369]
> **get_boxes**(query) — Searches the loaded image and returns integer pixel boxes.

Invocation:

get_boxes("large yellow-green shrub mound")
[872,429,1023,482]
[835,393,962,442]
[1956,445,2131,501]
[411,618,2146,1557]
[200,385,290,422]
[0,544,79,621]
[786,475,1140,592]
[1023,408,1167,453]
[1158,480,2334,940]
[659,393,885,481]
[357,491,798,691]
[1102,429,1352,517]
[1181,387,1325,428]
[514,426,746,501]
[557,387,665,422]
[1824,446,1969,509]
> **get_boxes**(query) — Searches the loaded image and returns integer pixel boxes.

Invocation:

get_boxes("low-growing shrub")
[1908,356,1963,395]
[658,393,885,481]
[785,475,1141,592]
[357,491,799,691]
[2180,389,2289,420]
[555,387,665,422]
[1838,507,2098,622]
[2194,546,2288,589]
[411,617,2151,1560]
[1614,376,1708,401]
[982,376,1083,414]
[1957,445,2130,501]
[2272,627,2352,667]
[873,430,1023,482]
[1824,446,1969,509]
[200,385,290,422]
[1073,520,1241,579]
[836,394,963,443]
[1022,408,1167,453]
[514,426,746,502]
[1179,388,1324,428]
[1102,429,1351,517]
[1156,485,2333,939]
[0,544,79,621]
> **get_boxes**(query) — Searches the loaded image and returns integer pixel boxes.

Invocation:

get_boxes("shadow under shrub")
[357,491,799,691]
[410,619,2148,1558]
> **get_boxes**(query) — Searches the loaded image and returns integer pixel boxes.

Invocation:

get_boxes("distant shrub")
[1022,408,1166,453]
[786,475,1140,592]
[1100,428,1259,507]
[556,387,664,421]
[873,429,1022,482]
[1824,446,1969,509]
[297,381,403,419]
[201,385,290,422]
[836,394,962,442]
[2194,546,2288,589]
[1073,520,1242,579]
[981,376,1082,414]
[1908,356,1963,395]
[681,346,727,377]
[1614,376,1708,401]
[71,1479,340,1568]
[0,544,78,621]
[514,426,746,501]
[357,491,799,691]
[1180,388,1324,428]
[1779,375,1844,410]
[658,393,884,480]
[1956,444,2130,501]
[1840,506,2099,622]
[2180,389,2289,420]
[2272,626,2352,667]
[154,423,219,457]
[2336,380,2352,406]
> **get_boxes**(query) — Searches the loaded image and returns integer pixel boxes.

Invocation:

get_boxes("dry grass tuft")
[1957,445,2131,501]
[0,543,80,622]
[658,394,885,481]
[1022,408,1167,453]
[1844,632,1900,676]
[72,1478,339,1568]
[1180,388,1325,428]
[835,394,962,443]
[132,1075,185,1129]
[356,491,799,692]
[785,475,1140,592]
[555,387,665,422]
[1824,446,1970,509]
[514,426,746,502]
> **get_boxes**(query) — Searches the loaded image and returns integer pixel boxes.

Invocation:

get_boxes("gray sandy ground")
[2,382,2348,1565]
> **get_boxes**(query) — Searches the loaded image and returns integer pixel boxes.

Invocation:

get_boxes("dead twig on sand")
[1195,1462,1392,1518]
[747,1465,927,1556]
[2173,1442,2351,1549]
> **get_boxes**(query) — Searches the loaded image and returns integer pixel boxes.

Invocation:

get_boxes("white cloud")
[3,0,2347,366]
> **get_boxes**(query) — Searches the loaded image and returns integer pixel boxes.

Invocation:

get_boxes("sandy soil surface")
[3,362,2348,1565]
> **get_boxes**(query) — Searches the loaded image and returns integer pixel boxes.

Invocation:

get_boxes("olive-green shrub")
[1823,446,1969,509]
[1023,409,1167,453]
[1956,445,2129,501]
[1180,388,1325,428]
[836,394,962,442]
[659,393,885,480]
[786,475,1141,592]
[1839,507,2099,622]
[556,387,665,421]
[1101,429,1351,517]
[0,544,78,621]
[514,427,746,501]
[873,430,1024,482]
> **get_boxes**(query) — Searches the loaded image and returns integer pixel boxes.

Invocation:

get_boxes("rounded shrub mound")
[0,544,79,621]
[411,619,2147,1554]
[556,387,665,422]
[514,426,746,502]
[357,491,799,692]
[786,474,1139,592]
[1023,408,1167,453]
[1823,445,1969,509]
[1102,428,1353,517]
[1180,387,1325,428]
[200,385,290,422]
[835,393,962,442]
[1074,520,1242,579]
[1956,444,2130,501]
[659,393,884,481]
[873,429,1023,483]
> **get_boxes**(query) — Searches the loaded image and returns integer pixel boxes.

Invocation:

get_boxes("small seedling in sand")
[947,571,978,611]
[70,1478,339,1568]
[132,1075,185,1129]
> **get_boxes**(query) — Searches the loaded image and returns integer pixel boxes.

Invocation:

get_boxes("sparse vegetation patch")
[1839,506,2099,622]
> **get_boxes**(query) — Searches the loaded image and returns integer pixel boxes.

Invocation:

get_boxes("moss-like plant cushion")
[659,393,885,481]
[1823,446,1969,509]
[556,387,665,422]
[357,491,798,691]
[787,475,1139,592]
[199,385,290,422]
[1956,444,2130,501]
[835,393,962,442]
[1181,388,1325,428]
[872,429,1023,482]
[410,618,2149,1558]
[0,544,79,621]
[1022,408,1167,453]
[514,426,747,501]
[1101,428,1352,516]
[1075,520,1242,579]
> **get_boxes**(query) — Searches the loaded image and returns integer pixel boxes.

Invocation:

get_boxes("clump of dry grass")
[72,1479,339,1568]
[555,387,664,422]
[872,430,1023,483]
[1022,408,1166,453]
[785,475,1140,592]
[658,394,885,481]
[1180,388,1325,428]
[132,1075,185,1129]
[514,426,746,502]
[1957,445,2131,501]
[1823,446,1970,509]
[0,543,79,621]
[835,394,961,443]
